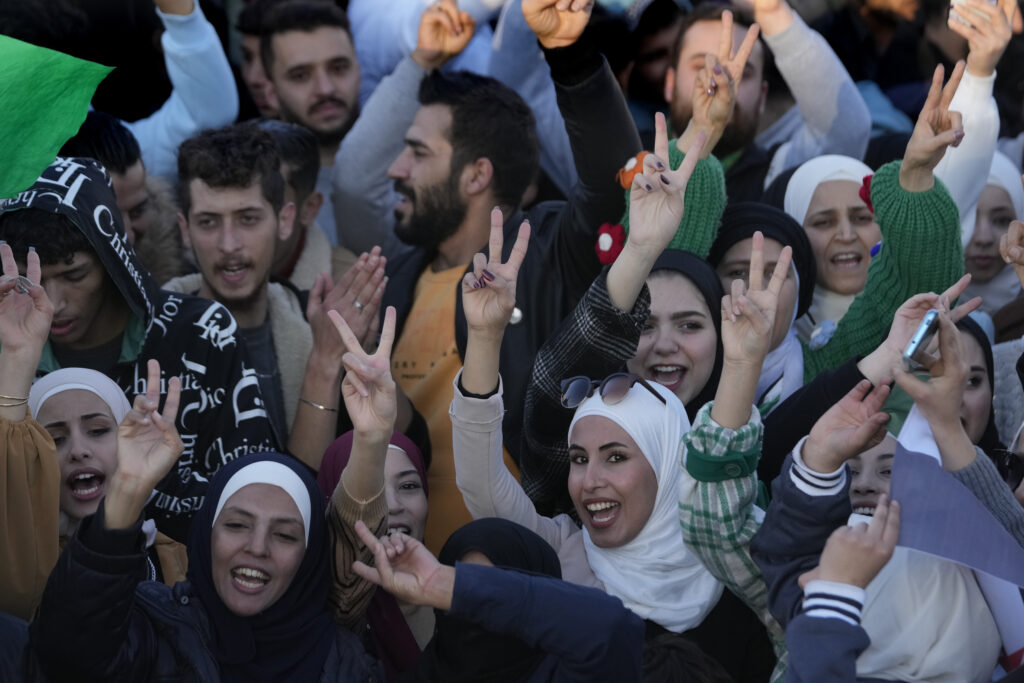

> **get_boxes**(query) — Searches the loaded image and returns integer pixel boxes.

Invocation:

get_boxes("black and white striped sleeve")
[801,579,866,627]
[789,436,847,497]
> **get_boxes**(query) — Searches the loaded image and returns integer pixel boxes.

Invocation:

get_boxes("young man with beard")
[0,158,277,543]
[664,0,870,201]
[169,123,386,469]
[382,0,641,550]
[260,0,361,247]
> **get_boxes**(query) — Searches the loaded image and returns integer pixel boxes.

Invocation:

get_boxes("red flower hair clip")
[859,173,874,214]
[595,223,626,265]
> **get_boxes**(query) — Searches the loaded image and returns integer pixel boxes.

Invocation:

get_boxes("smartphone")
[902,309,939,372]
[950,0,997,26]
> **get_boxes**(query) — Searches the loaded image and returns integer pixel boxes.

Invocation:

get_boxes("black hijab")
[186,452,335,683]
[708,201,817,319]
[649,249,725,421]
[411,518,562,683]
[956,316,1005,455]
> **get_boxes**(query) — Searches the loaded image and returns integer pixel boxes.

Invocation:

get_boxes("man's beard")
[668,101,759,158]
[278,97,360,148]
[393,176,467,251]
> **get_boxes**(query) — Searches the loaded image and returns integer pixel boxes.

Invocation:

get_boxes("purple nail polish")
[706,86,716,97]
[655,160,665,171]
[481,269,496,281]
[660,174,670,184]
[713,64,723,75]
[645,183,654,191]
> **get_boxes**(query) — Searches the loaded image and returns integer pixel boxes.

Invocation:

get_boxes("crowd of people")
[1,0,1024,679]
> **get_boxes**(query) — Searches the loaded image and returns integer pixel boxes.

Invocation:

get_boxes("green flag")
[0,35,112,199]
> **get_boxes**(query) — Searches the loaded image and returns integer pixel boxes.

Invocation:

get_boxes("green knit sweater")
[802,160,964,380]
[620,140,727,259]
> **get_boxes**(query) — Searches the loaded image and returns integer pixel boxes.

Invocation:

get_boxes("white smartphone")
[902,309,939,372]
[950,0,997,26]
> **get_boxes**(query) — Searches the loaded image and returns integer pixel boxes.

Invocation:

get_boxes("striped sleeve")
[801,580,866,627]
[327,482,388,630]
[790,436,847,497]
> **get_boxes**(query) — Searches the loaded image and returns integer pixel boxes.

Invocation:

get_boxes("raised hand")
[878,275,980,362]
[1000,219,1024,289]
[329,305,397,440]
[901,62,965,192]
[626,115,706,258]
[804,380,892,473]
[461,208,530,341]
[691,54,737,141]
[106,360,183,528]
[720,231,793,367]
[0,243,53,357]
[949,0,1019,77]
[799,494,900,589]
[522,0,592,50]
[715,10,761,87]
[891,309,967,428]
[352,519,455,610]
[309,249,386,360]
[412,0,476,71]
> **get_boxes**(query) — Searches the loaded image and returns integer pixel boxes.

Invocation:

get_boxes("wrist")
[466,326,506,346]
[425,565,456,611]
[965,54,996,79]
[802,436,845,474]
[104,474,150,529]
[411,49,445,71]
[898,164,935,193]
[155,0,194,15]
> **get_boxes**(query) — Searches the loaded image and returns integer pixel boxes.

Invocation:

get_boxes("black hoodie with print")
[0,158,278,542]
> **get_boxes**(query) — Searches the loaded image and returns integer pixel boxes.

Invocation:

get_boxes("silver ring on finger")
[353,300,364,311]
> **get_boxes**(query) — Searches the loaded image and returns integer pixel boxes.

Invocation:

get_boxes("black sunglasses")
[560,372,667,409]
[994,449,1024,493]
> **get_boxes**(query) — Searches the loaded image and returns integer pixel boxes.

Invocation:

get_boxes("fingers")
[947,110,964,147]
[921,63,945,113]
[934,309,964,373]
[676,130,708,183]
[0,243,18,279]
[732,22,761,72]
[156,376,182,429]
[867,493,890,538]
[25,246,40,285]
[949,296,982,322]
[145,359,161,409]
[735,291,771,335]
[488,207,504,264]
[882,498,901,548]
[728,276,745,321]
[748,231,765,292]
[505,220,531,275]
[768,246,793,296]
[353,262,387,314]
[470,252,488,286]
[862,378,892,413]
[1001,220,1024,264]
[939,273,971,305]
[327,309,363,355]
[718,9,734,63]
[376,306,397,359]
[306,273,327,318]
[653,112,670,163]
[940,61,966,110]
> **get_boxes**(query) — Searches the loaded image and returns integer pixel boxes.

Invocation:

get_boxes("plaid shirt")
[680,402,788,682]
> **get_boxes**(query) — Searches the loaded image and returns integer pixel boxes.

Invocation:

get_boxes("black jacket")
[0,159,277,542]
[28,509,379,683]
[384,40,642,463]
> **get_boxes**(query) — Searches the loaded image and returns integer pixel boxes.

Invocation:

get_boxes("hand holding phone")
[901,309,939,372]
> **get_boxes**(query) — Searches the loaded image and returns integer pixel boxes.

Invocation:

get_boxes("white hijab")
[570,381,722,632]
[29,368,131,421]
[783,155,874,226]
[757,269,804,415]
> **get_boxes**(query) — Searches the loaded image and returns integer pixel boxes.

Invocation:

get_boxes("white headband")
[213,461,312,543]
[29,368,132,422]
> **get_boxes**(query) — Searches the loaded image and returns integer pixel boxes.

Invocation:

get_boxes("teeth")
[853,507,875,516]
[586,502,619,512]
[652,366,682,373]
[233,567,270,580]
[75,473,95,481]
[833,254,859,262]
[387,526,410,535]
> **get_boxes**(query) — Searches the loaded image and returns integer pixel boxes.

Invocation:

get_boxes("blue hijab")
[185,452,334,683]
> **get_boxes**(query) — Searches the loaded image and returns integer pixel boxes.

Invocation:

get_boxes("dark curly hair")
[59,110,141,176]
[418,71,539,209]
[257,119,319,205]
[0,210,93,266]
[177,122,285,216]
[259,1,352,76]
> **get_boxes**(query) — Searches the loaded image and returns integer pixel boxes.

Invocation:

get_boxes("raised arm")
[324,306,397,627]
[332,1,474,254]
[124,0,238,178]
[0,244,59,620]
[932,0,1014,237]
[757,0,871,177]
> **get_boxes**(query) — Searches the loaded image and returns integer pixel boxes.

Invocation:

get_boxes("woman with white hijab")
[449,197,791,677]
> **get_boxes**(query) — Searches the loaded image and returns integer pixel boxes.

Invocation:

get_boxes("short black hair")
[177,123,285,216]
[0,210,93,266]
[257,119,320,204]
[59,110,142,176]
[670,3,754,68]
[260,1,352,76]
[418,71,539,209]
[236,0,280,35]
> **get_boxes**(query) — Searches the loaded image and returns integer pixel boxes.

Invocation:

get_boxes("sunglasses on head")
[994,449,1024,493]
[560,372,667,410]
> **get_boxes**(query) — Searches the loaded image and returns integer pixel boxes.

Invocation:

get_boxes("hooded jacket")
[0,158,277,542]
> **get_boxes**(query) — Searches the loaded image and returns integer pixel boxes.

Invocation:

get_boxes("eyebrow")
[404,137,430,153]
[395,469,420,479]
[669,310,707,320]
[44,413,111,429]
[970,365,986,374]
[223,507,303,526]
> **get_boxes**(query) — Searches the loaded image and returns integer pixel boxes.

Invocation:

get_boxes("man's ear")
[463,158,495,197]
[664,66,676,104]
[277,202,296,242]
[300,191,324,229]
[177,213,192,250]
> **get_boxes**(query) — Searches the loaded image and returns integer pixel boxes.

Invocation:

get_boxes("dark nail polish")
[660,174,670,184]
[713,64,724,75]
[655,160,665,171]
[472,280,482,289]
[645,183,654,191]
[481,269,496,281]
